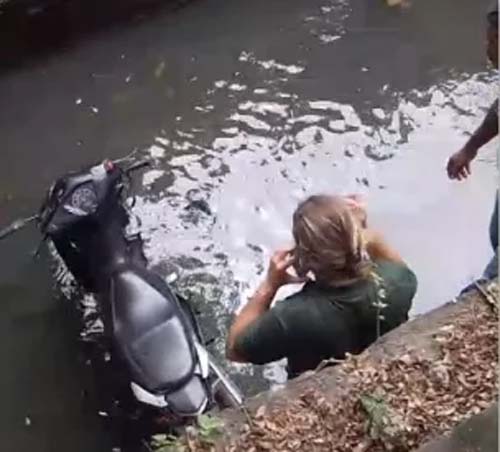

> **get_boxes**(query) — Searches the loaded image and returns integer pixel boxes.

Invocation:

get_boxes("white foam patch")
[257,60,305,74]
[309,100,342,111]
[155,137,170,147]
[319,34,341,43]
[177,130,195,139]
[288,114,324,125]
[295,126,334,147]
[340,105,362,128]
[329,119,347,132]
[142,169,165,186]
[221,127,239,135]
[238,51,252,62]
[170,154,202,167]
[172,141,194,151]
[430,89,447,106]
[195,105,215,113]
[239,51,305,74]
[229,84,248,92]
[229,113,272,131]
[238,101,289,118]
[148,144,166,159]
[372,108,386,120]
[388,112,401,133]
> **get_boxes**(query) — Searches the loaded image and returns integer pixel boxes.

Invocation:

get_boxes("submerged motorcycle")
[0,158,243,425]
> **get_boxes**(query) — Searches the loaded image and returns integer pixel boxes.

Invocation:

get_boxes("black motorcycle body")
[37,159,242,420]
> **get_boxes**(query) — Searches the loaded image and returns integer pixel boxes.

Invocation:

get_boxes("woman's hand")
[344,194,367,228]
[265,249,306,290]
[226,248,306,363]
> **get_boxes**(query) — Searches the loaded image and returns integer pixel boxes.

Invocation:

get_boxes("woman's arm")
[344,195,405,265]
[226,280,278,362]
[364,228,405,265]
[447,100,498,180]
[226,249,305,362]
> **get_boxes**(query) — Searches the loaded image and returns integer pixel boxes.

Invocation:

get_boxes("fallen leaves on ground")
[187,287,498,451]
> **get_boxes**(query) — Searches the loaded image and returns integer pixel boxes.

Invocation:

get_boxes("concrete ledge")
[207,283,498,450]
[417,403,498,452]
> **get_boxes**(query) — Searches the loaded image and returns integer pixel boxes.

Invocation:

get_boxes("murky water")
[0,0,497,450]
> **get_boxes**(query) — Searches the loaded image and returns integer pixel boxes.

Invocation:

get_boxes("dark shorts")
[484,192,498,280]
[489,191,498,250]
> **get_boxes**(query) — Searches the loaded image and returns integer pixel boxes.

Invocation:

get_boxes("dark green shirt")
[234,260,417,378]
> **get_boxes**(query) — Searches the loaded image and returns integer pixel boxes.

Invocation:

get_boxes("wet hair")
[488,2,498,29]
[292,195,372,286]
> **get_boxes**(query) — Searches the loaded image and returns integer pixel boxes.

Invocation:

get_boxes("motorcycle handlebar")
[123,160,151,174]
[0,215,38,241]
[0,158,151,243]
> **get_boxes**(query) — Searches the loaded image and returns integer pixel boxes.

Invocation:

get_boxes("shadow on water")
[0,0,197,72]
[0,230,113,451]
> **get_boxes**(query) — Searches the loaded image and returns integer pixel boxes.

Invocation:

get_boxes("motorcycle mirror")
[125,160,151,174]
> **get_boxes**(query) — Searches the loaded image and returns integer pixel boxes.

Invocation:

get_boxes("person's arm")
[226,280,278,362]
[466,100,499,152]
[226,249,305,362]
[447,100,498,180]
[344,196,405,265]
[364,228,405,265]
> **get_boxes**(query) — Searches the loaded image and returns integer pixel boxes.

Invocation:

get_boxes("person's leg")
[484,192,499,279]
[483,249,498,280]
[489,191,498,250]
[462,193,499,293]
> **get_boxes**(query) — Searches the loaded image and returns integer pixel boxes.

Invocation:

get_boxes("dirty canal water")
[0,0,497,450]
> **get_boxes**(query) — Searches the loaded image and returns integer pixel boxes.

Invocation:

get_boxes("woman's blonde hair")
[292,195,371,286]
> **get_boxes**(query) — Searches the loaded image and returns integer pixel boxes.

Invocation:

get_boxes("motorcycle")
[0,157,243,427]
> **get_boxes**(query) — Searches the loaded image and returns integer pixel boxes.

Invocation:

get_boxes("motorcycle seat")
[110,267,196,393]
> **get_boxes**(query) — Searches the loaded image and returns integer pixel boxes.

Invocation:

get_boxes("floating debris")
[214,80,228,89]
[319,34,341,44]
[154,61,166,79]
[186,199,212,216]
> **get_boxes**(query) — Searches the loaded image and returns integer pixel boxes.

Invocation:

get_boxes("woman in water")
[226,194,417,378]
